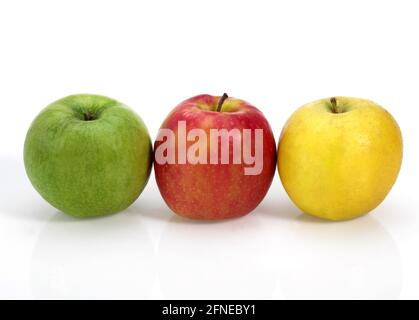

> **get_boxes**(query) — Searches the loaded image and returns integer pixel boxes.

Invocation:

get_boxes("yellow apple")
[278,97,403,221]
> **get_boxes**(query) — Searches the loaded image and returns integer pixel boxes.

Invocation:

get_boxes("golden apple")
[278,97,403,221]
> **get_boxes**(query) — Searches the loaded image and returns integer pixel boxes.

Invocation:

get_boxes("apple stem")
[216,93,229,112]
[84,112,95,121]
[330,97,338,113]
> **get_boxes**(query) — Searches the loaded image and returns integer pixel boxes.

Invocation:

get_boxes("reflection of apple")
[31,213,155,299]
[157,215,276,299]
[278,97,403,220]
[277,215,402,299]
[154,94,276,220]
[24,94,152,218]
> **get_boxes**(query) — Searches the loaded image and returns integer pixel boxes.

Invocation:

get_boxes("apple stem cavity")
[330,97,339,114]
[84,112,96,121]
[216,93,229,112]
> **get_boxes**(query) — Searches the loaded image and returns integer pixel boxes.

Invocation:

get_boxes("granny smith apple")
[154,94,276,220]
[24,94,152,218]
[278,97,403,221]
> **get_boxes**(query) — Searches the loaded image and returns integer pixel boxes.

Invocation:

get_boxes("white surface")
[0,0,418,299]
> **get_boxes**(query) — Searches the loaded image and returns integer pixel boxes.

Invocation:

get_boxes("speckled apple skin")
[154,94,276,220]
[24,94,152,218]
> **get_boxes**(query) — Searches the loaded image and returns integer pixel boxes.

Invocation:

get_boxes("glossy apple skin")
[278,96,403,220]
[24,94,152,218]
[154,94,276,220]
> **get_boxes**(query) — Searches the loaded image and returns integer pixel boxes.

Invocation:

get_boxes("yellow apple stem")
[330,97,338,113]
[217,93,229,112]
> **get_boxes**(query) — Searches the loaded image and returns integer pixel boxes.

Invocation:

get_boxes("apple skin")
[154,94,276,220]
[278,96,403,221]
[24,94,152,218]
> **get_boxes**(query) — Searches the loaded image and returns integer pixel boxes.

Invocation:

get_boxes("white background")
[0,0,418,299]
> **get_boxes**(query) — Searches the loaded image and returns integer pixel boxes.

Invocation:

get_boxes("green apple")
[24,94,152,218]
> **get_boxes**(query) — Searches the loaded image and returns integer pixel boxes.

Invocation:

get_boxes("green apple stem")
[216,93,229,112]
[84,112,96,121]
[330,97,338,113]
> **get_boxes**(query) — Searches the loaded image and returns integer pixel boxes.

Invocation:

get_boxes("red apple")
[154,94,276,220]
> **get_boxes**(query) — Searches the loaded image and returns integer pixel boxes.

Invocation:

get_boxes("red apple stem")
[217,93,229,112]
[330,97,338,113]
